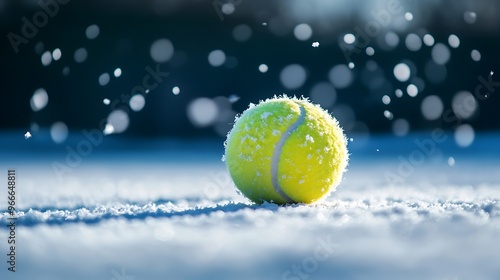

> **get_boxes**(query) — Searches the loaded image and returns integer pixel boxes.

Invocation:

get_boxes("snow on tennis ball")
[224,96,349,204]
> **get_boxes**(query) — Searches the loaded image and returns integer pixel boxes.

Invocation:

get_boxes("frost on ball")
[224,96,348,205]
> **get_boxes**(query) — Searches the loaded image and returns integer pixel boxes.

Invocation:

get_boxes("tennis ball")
[224,96,348,204]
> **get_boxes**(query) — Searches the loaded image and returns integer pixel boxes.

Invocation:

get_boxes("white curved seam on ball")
[271,105,306,203]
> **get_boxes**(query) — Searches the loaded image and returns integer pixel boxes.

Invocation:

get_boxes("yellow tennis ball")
[224,96,348,204]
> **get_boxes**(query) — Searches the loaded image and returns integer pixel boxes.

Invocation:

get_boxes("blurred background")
[1,0,499,146]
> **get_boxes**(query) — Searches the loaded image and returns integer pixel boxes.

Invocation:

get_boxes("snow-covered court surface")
[1,132,499,280]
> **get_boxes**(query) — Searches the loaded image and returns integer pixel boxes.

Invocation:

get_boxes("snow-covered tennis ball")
[224,96,348,204]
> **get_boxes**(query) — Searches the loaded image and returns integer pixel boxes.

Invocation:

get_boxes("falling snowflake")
[24,131,32,139]
[312,42,320,47]
[228,94,240,103]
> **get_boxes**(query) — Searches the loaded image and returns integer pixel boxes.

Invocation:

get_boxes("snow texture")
[0,132,499,280]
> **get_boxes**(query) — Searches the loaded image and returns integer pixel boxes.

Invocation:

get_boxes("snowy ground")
[1,131,499,280]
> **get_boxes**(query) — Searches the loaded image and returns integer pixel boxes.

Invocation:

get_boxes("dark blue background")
[1,0,499,139]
